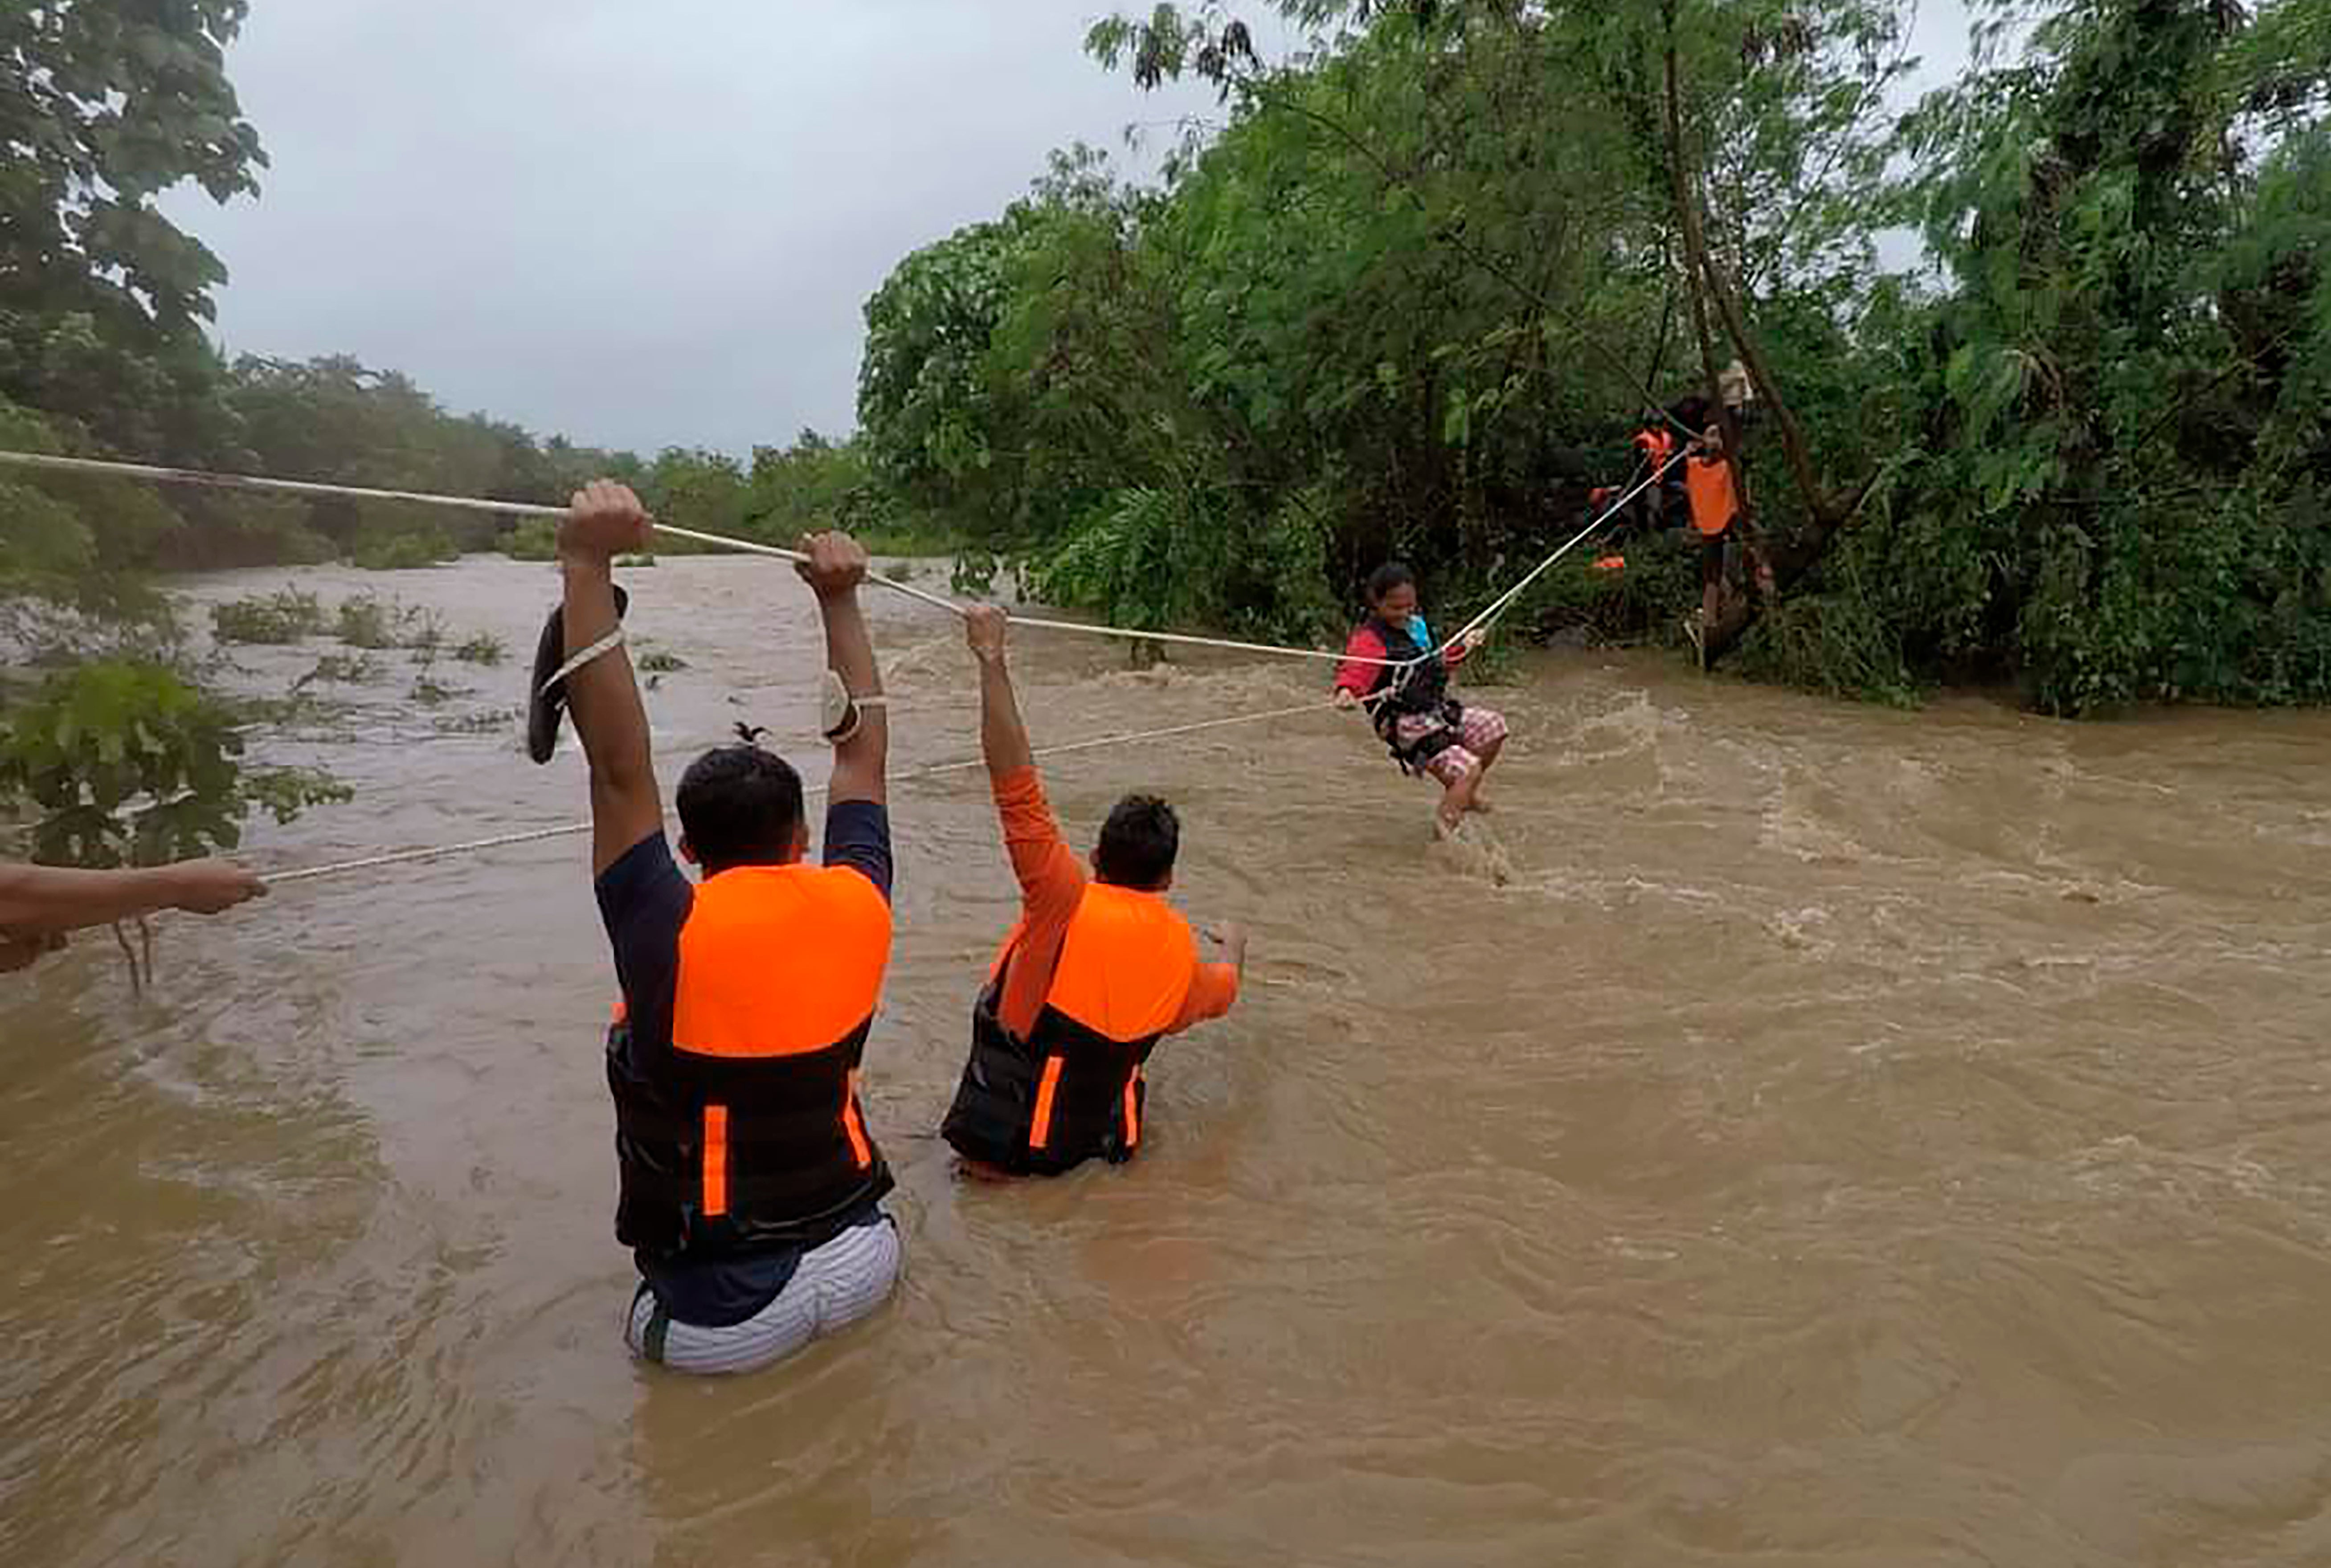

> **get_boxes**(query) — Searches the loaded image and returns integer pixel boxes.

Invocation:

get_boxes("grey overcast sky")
[164,1,1973,460]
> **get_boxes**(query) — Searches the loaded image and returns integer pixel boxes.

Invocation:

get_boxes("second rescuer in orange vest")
[941,606,1247,1176]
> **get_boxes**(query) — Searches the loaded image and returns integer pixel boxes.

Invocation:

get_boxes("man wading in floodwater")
[550,480,900,1375]
[940,605,1247,1177]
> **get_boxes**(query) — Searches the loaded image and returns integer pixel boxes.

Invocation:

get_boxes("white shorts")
[625,1212,902,1376]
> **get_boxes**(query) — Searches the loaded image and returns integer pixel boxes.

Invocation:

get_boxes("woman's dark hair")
[1669,394,1714,433]
[1094,793,1180,889]
[1365,562,1418,605]
[676,744,804,874]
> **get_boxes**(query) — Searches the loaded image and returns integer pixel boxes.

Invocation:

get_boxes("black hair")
[1670,394,1714,433]
[676,744,804,874]
[1365,561,1418,606]
[1094,793,1179,889]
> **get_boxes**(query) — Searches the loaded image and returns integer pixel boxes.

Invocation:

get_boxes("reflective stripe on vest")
[942,883,1197,1173]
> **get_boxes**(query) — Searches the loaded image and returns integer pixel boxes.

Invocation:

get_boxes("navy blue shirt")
[596,799,893,1326]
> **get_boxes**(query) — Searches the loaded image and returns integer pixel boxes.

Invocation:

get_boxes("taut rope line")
[0,452,1409,666]
[0,447,1687,667]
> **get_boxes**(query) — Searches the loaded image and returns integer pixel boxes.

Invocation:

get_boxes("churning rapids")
[5,554,2331,1568]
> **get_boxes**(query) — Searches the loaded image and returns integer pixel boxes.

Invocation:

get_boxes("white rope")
[536,624,626,696]
[268,691,1394,885]
[0,451,1421,666]
[267,821,594,883]
[0,449,1677,669]
[1439,446,1690,651]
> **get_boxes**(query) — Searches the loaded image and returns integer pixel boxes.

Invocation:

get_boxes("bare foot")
[1466,792,1494,815]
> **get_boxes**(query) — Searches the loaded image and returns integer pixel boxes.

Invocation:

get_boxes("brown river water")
[5,554,2331,1567]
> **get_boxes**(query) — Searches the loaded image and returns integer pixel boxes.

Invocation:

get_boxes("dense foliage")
[857,0,2331,711]
[1812,0,2331,711]
[4,0,2328,751]
[0,659,345,871]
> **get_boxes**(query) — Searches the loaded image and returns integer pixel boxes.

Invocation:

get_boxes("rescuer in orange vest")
[1679,399,1779,665]
[549,480,901,1375]
[941,605,1247,1177]
[1686,417,1745,647]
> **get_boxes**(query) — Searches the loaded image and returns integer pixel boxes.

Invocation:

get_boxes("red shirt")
[1333,621,1470,699]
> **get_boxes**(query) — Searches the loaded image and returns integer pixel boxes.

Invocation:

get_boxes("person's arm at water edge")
[1173,923,1247,1031]
[0,860,266,972]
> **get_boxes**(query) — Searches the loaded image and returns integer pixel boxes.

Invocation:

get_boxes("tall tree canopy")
[0,0,264,456]
[857,0,2331,711]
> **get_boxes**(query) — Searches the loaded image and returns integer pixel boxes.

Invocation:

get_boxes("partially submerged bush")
[335,593,400,649]
[503,519,559,561]
[0,660,348,871]
[211,589,325,645]
[349,527,458,571]
[293,652,382,689]
[410,676,470,707]
[335,594,448,656]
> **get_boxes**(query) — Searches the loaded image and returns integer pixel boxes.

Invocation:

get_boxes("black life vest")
[605,865,895,1258]
[942,985,1155,1176]
[941,883,1195,1176]
[1364,617,1465,776]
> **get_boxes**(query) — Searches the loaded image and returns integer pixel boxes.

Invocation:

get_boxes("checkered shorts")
[1391,705,1508,786]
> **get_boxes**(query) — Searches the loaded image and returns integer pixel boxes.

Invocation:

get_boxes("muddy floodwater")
[4,554,2330,1567]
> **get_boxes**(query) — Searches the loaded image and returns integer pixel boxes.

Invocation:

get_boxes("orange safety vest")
[1633,427,1677,469]
[606,865,893,1256]
[1685,454,1741,538]
[942,882,1201,1175]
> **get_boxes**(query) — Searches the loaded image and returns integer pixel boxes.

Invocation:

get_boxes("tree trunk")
[1659,8,1868,665]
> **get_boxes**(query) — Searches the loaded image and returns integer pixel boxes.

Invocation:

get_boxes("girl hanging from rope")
[1332,563,1506,833]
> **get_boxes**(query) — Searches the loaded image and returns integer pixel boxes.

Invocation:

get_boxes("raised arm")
[797,532,886,809]
[963,606,1085,1036]
[965,605,1079,902]
[558,481,661,876]
[965,605,1033,779]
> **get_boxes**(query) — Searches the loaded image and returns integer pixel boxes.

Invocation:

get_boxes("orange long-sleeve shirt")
[988,765,1239,1041]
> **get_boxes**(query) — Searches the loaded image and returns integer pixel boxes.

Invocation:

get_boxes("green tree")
[0,0,265,458]
[857,212,1045,532]
[1844,0,2331,711]
[1091,0,1919,655]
